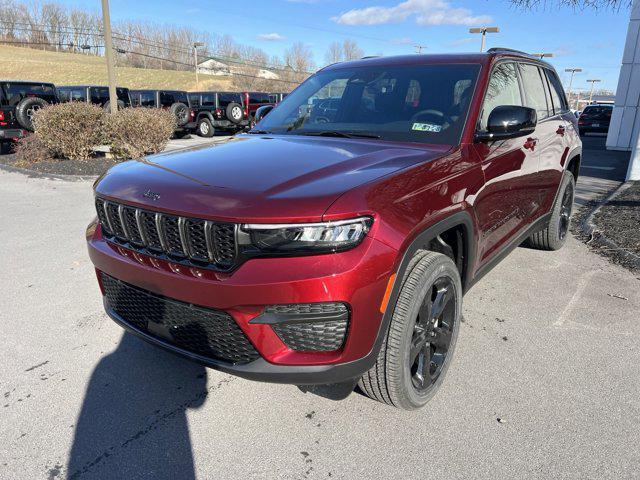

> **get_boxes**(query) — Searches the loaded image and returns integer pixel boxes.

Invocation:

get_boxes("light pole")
[587,79,601,105]
[564,68,582,110]
[414,44,427,54]
[469,26,499,52]
[532,52,554,59]
[193,42,205,89]
[100,0,118,114]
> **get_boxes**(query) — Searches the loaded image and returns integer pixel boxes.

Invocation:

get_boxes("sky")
[57,0,632,91]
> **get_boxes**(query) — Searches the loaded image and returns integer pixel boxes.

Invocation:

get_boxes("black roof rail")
[486,47,531,56]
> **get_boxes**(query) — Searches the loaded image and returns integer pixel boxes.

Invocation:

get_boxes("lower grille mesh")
[101,273,260,364]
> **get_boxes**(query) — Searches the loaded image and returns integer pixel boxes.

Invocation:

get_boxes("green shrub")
[32,102,106,161]
[106,107,176,159]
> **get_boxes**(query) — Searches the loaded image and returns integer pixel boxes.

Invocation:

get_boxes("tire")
[226,102,243,124]
[15,97,48,131]
[0,141,10,155]
[359,250,462,410]
[527,171,575,251]
[103,100,125,112]
[170,102,190,126]
[197,118,215,137]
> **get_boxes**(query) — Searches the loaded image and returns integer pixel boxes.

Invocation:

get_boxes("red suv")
[87,49,581,410]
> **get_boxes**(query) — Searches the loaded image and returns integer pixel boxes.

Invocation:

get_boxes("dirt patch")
[572,182,640,273]
[0,153,119,177]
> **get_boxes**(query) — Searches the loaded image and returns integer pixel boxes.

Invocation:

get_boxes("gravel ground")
[591,181,640,268]
[0,153,119,176]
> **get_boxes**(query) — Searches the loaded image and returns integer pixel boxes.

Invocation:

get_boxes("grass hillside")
[0,45,233,91]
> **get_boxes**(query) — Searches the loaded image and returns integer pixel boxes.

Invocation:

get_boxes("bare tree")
[325,41,342,64]
[342,39,364,61]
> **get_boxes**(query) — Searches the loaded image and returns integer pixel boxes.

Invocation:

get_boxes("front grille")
[95,197,238,271]
[101,273,260,364]
[264,303,349,352]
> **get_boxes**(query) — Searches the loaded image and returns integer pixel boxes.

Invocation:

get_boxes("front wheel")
[359,250,462,410]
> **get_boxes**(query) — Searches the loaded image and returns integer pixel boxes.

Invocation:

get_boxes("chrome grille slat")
[94,198,237,271]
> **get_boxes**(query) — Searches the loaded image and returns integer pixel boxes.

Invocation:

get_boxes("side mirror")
[475,105,537,142]
[254,105,274,123]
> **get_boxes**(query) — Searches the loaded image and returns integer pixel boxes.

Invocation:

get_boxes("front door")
[473,61,541,264]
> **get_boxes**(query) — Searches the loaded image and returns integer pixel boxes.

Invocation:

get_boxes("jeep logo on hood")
[143,189,161,201]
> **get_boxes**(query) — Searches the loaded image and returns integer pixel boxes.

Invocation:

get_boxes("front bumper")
[87,221,397,384]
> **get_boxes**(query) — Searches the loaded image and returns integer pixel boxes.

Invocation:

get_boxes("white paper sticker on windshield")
[412,122,442,132]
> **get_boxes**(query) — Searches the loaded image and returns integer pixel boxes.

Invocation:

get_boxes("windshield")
[256,63,480,144]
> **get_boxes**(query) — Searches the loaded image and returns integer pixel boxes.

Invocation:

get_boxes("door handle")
[556,125,566,136]
[524,137,538,151]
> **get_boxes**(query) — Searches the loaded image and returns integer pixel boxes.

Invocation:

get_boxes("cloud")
[333,0,491,27]
[258,32,285,41]
[390,37,413,45]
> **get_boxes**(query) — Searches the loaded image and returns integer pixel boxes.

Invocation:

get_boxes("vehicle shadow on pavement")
[66,333,208,480]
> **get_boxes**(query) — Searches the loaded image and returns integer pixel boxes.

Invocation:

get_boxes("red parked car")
[87,49,581,410]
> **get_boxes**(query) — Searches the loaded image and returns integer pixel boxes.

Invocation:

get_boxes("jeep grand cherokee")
[87,49,581,410]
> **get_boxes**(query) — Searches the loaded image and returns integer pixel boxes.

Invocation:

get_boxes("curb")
[580,181,640,269]
[0,162,98,182]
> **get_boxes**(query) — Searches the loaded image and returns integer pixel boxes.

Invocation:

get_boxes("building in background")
[607,0,640,180]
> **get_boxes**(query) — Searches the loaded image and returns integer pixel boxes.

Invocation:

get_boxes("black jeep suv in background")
[187,91,247,137]
[57,85,132,110]
[129,89,195,138]
[0,80,58,153]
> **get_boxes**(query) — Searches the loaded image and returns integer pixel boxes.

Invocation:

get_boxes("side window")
[520,64,550,120]
[479,62,522,131]
[189,94,200,107]
[140,92,156,107]
[202,94,215,106]
[58,89,69,102]
[545,69,567,114]
[90,88,109,104]
[130,93,140,106]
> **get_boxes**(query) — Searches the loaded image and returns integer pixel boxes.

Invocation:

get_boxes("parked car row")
[0,79,289,152]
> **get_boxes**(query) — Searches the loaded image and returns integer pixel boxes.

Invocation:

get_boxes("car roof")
[321,49,551,72]
[58,85,129,89]
[0,80,56,86]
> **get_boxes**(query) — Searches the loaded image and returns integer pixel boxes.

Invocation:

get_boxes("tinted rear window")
[583,106,612,116]
[188,93,200,107]
[249,92,271,103]
[202,93,216,106]
[2,82,57,105]
[218,93,241,107]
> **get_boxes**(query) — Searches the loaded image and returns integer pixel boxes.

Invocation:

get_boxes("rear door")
[473,61,541,263]
[519,63,563,214]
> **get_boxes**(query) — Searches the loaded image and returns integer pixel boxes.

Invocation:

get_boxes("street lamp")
[193,41,205,89]
[565,68,582,109]
[532,52,554,59]
[469,26,499,52]
[414,44,427,54]
[587,79,602,105]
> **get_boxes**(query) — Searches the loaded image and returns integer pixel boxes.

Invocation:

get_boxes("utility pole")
[587,79,601,105]
[100,0,118,114]
[565,68,582,110]
[414,44,426,54]
[193,42,205,89]
[469,26,499,52]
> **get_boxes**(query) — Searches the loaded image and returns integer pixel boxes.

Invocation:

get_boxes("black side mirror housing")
[474,105,537,142]
[254,105,274,123]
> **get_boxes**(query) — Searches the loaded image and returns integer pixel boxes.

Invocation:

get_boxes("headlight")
[240,217,372,254]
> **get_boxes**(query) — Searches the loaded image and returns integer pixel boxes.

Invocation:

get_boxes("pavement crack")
[25,360,49,372]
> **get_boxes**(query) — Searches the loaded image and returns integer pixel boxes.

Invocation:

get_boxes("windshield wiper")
[297,131,382,139]
[247,129,272,134]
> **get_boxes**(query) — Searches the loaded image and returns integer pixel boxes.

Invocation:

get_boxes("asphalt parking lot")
[1,137,638,480]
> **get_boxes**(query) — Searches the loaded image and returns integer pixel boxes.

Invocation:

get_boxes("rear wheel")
[527,171,575,251]
[359,250,462,410]
[197,118,215,137]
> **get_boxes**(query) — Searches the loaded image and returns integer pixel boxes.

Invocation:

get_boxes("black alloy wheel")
[409,277,456,392]
[558,181,574,241]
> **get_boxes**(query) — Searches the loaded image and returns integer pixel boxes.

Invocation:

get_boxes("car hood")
[95,135,450,222]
